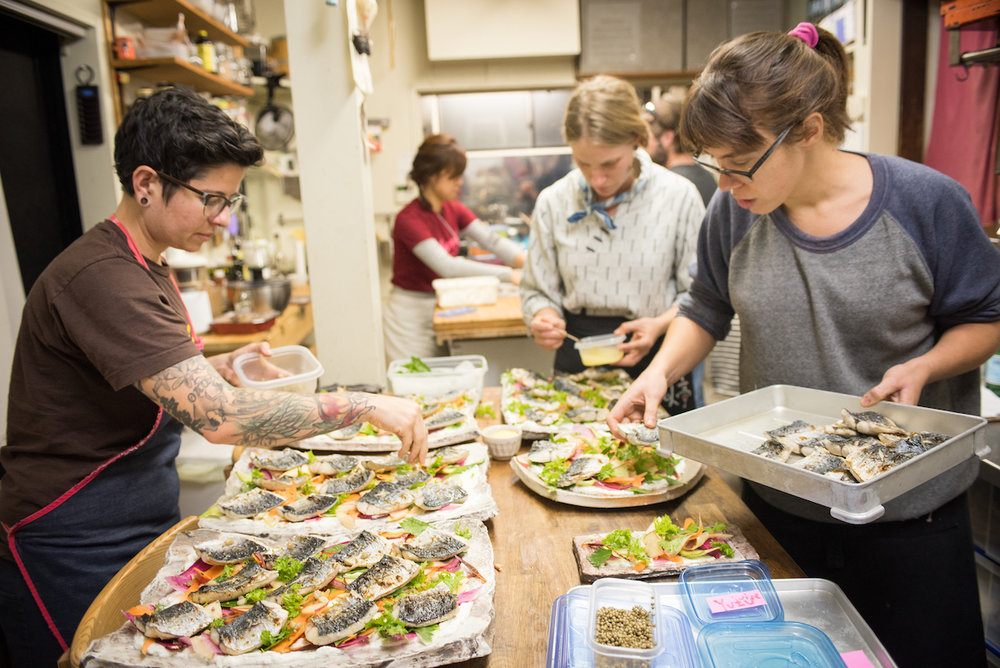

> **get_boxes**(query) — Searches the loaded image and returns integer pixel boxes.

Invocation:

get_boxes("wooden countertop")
[433,295,528,344]
[446,386,804,667]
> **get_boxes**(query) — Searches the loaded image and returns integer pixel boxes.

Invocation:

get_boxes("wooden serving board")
[433,295,527,343]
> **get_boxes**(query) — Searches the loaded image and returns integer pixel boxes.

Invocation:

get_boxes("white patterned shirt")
[520,149,705,322]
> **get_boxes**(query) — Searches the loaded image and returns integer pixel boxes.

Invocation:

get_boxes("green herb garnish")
[401,356,432,373]
[260,626,293,650]
[244,588,268,603]
[275,556,304,581]
[474,403,496,419]
[400,517,431,536]
[587,547,613,567]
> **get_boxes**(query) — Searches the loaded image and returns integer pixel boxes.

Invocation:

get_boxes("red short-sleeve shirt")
[391,199,477,292]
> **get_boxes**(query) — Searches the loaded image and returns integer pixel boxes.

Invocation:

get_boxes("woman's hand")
[366,394,429,464]
[530,308,567,350]
[209,342,282,386]
[861,358,932,407]
[607,368,669,434]
[510,269,522,286]
[614,317,667,367]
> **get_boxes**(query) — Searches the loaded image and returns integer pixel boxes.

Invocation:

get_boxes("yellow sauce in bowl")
[486,428,519,438]
[579,346,624,367]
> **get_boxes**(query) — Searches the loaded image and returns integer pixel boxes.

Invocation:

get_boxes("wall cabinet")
[102,0,253,122]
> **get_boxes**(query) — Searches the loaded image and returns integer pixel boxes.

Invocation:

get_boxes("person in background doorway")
[0,86,427,667]
[609,24,997,666]
[644,90,718,206]
[384,134,526,363]
[520,75,705,414]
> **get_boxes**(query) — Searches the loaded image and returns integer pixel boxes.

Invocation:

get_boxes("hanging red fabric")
[924,16,1000,229]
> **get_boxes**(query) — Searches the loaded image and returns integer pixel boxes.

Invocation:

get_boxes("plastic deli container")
[233,345,324,394]
[432,276,500,308]
[584,578,666,667]
[574,334,626,367]
[697,621,846,667]
[387,354,488,400]
[679,559,783,628]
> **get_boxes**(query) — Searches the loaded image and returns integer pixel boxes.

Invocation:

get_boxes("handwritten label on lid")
[706,588,765,614]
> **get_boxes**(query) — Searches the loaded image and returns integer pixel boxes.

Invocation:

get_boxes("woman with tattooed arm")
[0,86,427,667]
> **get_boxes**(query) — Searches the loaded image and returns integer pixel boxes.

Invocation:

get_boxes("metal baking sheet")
[657,385,988,524]
[548,578,896,667]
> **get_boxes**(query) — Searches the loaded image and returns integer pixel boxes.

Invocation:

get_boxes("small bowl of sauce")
[481,424,523,460]
[574,334,626,367]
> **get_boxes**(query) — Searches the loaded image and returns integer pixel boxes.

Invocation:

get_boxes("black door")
[0,11,83,295]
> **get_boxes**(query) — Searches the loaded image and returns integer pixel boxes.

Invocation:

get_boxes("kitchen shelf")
[112,57,253,98]
[107,0,249,47]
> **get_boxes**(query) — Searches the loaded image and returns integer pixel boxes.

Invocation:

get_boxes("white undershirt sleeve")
[412,238,514,281]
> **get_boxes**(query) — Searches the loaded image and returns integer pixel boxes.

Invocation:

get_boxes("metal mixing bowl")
[225,278,292,314]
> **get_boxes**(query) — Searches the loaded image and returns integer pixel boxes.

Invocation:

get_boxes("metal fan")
[255,75,294,151]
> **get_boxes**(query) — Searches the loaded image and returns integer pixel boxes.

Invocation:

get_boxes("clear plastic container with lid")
[696,621,845,667]
[585,578,666,667]
[574,334,626,367]
[232,345,324,394]
[679,559,783,628]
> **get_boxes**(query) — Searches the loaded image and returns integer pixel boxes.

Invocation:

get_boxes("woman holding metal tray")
[609,23,999,667]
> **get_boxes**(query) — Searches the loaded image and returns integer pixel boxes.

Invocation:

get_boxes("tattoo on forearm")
[139,358,375,448]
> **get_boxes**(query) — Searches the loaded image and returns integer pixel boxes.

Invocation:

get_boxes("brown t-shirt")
[0,221,202,554]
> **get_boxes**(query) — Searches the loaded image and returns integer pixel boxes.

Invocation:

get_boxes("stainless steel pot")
[225,278,292,313]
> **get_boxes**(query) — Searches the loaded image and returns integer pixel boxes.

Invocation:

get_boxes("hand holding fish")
[607,368,669,435]
[529,308,568,350]
[365,394,428,465]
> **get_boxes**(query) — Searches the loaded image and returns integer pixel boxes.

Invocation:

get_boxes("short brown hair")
[409,134,467,189]
[680,25,851,156]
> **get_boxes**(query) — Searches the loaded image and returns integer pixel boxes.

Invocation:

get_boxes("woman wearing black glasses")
[0,86,427,666]
[610,23,997,666]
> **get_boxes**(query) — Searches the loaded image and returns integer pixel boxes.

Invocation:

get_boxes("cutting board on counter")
[433,295,528,342]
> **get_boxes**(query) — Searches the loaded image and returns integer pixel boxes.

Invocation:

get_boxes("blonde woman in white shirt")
[519,75,706,413]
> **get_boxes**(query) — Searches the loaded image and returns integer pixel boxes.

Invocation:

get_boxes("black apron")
[555,311,696,414]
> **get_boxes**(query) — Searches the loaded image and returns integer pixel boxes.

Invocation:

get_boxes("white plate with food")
[509,426,705,508]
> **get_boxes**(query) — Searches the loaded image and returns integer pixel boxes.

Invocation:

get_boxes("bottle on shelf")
[196,30,218,74]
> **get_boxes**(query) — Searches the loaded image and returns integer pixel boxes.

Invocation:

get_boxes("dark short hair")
[114,86,263,198]
[409,134,466,189]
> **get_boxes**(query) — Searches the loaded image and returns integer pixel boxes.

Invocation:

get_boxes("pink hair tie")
[788,22,819,48]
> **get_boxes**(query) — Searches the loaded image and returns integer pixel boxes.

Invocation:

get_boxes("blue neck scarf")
[567,187,630,231]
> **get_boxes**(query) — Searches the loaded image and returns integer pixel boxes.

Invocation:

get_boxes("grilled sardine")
[616,423,659,446]
[304,592,378,645]
[194,535,270,566]
[527,439,576,463]
[332,530,393,570]
[751,440,793,462]
[840,409,907,437]
[258,535,326,570]
[308,453,360,475]
[266,556,338,600]
[555,454,609,487]
[276,493,339,522]
[414,482,468,510]
[211,600,288,655]
[429,444,470,466]
[347,554,420,600]
[329,423,363,440]
[321,465,375,495]
[189,561,280,604]
[134,600,221,640]
[424,408,466,430]
[398,527,469,561]
[395,584,458,628]
[217,488,285,519]
[356,481,414,516]
[249,448,309,471]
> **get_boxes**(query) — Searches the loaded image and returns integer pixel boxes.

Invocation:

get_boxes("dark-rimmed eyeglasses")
[693,126,793,183]
[156,171,245,219]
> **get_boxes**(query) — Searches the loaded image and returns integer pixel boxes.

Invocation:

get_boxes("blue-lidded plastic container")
[546,586,699,668]
[679,559,783,627]
[696,621,847,667]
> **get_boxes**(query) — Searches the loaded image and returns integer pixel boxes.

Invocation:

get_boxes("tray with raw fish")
[510,425,705,508]
[573,513,759,583]
[658,384,988,524]
[81,519,495,667]
[199,444,497,537]
[299,391,480,453]
[501,367,667,438]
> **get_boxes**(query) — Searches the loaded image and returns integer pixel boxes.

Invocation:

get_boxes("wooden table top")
[448,387,804,667]
[433,295,528,344]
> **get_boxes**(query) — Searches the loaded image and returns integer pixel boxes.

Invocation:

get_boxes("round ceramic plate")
[509,455,705,508]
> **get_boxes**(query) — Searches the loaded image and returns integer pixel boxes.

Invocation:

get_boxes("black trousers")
[742,484,986,668]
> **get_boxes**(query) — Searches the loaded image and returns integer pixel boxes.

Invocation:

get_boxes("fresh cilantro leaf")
[588,547,613,567]
[367,609,409,638]
[260,626,293,651]
[414,624,438,643]
[454,524,472,539]
[306,450,317,462]
[281,585,304,617]
[211,617,224,628]
[299,480,316,495]
[359,423,378,436]
[474,403,496,419]
[594,463,617,481]
[400,517,431,536]
[539,459,570,487]
[216,565,235,582]
[712,541,735,558]
[602,529,646,561]
[433,570,466,593]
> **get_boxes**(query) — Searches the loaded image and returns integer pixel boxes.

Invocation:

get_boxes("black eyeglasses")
[156,171,246,218]
[693,126,793,183]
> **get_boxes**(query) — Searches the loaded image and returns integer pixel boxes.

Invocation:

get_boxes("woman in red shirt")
[384,134,525,362]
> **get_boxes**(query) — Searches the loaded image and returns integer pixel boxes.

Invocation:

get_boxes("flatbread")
[573,525,758,583]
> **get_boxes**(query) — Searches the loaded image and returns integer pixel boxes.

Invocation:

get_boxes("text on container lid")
[706,588,765,614]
